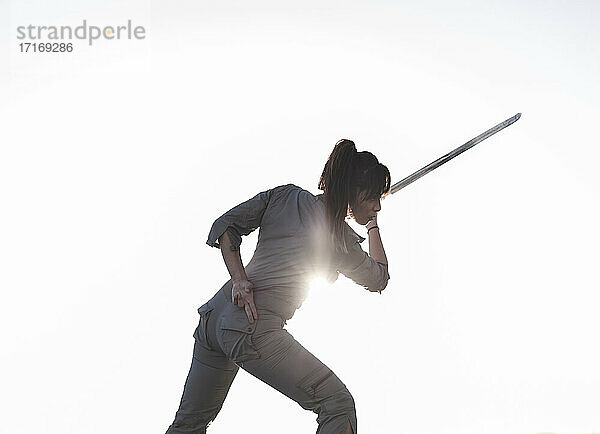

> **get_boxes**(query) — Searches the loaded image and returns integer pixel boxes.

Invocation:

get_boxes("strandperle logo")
[16,19,146,46]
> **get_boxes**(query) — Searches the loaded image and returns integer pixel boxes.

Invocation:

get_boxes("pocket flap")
[219,309,256,334]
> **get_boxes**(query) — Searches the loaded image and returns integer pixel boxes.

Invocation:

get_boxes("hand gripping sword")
[387,113,521,195]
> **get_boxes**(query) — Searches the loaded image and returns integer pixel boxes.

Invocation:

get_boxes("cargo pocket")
[194,303,214,350]
[217,309,261,365]
[296,364,335,398]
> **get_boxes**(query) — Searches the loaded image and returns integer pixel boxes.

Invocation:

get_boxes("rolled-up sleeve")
[336,224,390,293]
[206,188,273,251]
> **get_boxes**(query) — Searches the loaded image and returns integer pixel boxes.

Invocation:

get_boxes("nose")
[373,199,381,213]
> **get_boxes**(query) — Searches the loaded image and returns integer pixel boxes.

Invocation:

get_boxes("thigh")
[166,319,239,433]
[213,308,356,431]
[177,339,239,413]
[242,323,349,413]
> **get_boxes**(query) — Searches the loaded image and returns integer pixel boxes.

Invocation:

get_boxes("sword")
[387,113,521,195]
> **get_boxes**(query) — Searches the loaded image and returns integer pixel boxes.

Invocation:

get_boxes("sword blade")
[388,113,521,195]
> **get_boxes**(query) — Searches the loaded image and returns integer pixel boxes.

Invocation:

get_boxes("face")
[350,191,381,225]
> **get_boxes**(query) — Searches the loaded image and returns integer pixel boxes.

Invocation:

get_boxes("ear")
[353,189,367,204]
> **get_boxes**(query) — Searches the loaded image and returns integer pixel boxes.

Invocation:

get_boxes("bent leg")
[241,324,357,434]
[166,335,239,433]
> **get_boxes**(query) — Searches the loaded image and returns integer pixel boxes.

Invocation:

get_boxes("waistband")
[201,279,299,322]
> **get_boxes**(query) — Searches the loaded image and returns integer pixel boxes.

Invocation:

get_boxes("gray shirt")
[207,184,390,320]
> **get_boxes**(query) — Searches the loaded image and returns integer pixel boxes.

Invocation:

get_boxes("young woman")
[166,139,391,434]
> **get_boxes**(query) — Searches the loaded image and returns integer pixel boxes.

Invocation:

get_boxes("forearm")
[367,227,387,264]
[218,231,248,282]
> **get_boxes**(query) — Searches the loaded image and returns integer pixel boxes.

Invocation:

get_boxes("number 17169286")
[19,42,73,53]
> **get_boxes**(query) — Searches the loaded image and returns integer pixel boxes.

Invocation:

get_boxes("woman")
[166,139,391,434]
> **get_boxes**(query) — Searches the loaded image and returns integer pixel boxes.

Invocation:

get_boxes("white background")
[1,1,599,433]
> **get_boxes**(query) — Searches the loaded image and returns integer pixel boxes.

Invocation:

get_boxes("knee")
[316,387,357,426]
[324,387,356,414]
[295,366,357,430]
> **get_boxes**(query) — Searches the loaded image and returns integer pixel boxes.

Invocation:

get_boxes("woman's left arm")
[206,188,274,251]
[207,185,296,321]
[218,230,258,323]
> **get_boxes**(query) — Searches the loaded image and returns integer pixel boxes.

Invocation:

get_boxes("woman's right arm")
[365,215,387,265]
[337,220,390,293]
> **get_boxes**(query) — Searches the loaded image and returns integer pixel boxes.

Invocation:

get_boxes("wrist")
[366,217,378,230]
[367,225,379,234]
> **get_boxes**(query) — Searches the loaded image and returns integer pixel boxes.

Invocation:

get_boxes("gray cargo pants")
[165,289,357,434]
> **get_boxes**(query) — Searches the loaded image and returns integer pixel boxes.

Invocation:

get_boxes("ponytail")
[318,139,357,254]
[318,139,391,254]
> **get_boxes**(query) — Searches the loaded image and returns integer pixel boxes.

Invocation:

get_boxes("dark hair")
[318,139,391,254]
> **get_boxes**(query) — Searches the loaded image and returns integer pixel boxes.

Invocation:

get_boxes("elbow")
[379,277,390,292]
[368,263,390,293]
[367,274,389,293]
[207,225,242,251]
